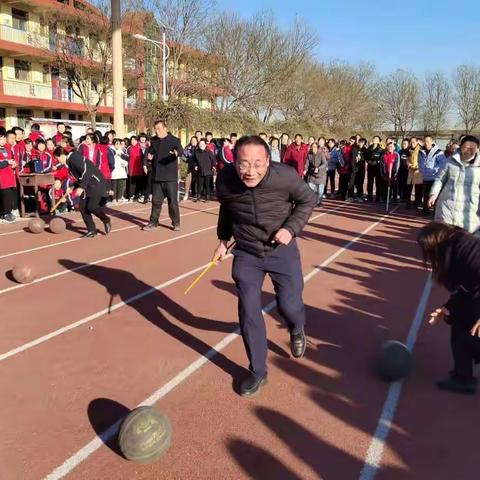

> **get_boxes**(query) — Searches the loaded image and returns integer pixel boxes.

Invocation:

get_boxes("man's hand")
[212,240,229,262]
[471,320,480,337]
[169,149,179,157]
[429,307,450,325]
[76,187,84,196]
[8,160,16,168]
[272,228,293,245]
[143,165,148,175]
[147,153,153,160]
[428,195,437,209]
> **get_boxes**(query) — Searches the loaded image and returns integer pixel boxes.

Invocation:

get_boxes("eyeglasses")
[237,160,268,172]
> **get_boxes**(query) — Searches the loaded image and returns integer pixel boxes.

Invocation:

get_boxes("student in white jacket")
[108,138,129,203]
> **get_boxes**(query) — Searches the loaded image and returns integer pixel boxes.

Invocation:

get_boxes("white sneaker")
[12,209,20,217]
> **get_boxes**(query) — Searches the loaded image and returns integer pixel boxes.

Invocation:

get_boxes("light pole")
[111,0,124,136]
[134,28,171,102]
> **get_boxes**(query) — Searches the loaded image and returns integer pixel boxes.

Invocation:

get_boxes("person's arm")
[281,172,317,237]
[429,161,449,200]
[217,203,233,242]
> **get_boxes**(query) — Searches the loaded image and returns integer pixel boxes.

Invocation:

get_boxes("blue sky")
[219,0,479,77]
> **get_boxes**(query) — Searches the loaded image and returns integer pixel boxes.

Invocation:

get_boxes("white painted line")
[358,274,433,480]
[0,224,218,296]
[0,205,218,259]
[0,205,342,359]
[43,206,393,480]
[0,204,155,237]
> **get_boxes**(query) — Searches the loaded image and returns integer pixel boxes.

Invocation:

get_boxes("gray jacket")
[431,152,480,233]
[307,152,327,185]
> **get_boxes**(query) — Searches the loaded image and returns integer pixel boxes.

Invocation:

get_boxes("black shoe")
[240,373,268,397]
[436,376,477,395]
[83,230,97,238]
[142,222,158,231]
[290,329,307,358]
[103,219,112,235]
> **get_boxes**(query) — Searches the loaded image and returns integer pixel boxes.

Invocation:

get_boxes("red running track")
[0,200,475,480]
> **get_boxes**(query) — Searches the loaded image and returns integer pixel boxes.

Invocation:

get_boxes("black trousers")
[422,181,434,213]
[144,171,152,199]
[405,184,423,206]
[150,181,180,226]
[397,168,408,200]
[451,321,480,380]
[128,175,145,199]
[354,168,365,197]
[367,165,381,201]
[338,173,350,200]
[326,170,336,195]
[79,194,110,232]
[112,178,126,201]
[0,187,16,215]
[232,241,306,378]
[196,175,211,200]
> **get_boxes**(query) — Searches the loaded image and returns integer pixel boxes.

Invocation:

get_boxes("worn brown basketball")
[118,406,172,464]
[28,218,45,234]
[12,264,34,284]
[49,217,66,234]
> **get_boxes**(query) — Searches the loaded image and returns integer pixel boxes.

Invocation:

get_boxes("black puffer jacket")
[216,162,316,257]
[67,151,107,196]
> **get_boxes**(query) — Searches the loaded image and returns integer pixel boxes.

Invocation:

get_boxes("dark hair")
[402,138,410,144]
[31,123,40,131]
[359,137,367,144]
[198,137,207,143]
[0,131,6,138]
[205,131,213,137]
[24,138,33,145]
[139,132,147,140]
[258,132,267,137]
[410,137,417,142]
[269,136,279,144]
[154,119,166,128]
[57,122,65,128]
[195,130,202,135]
[460,135,480,147]
[424,135,433,141]
[35,139,46,148]
[230,133,237,138]
[130,135,138,142]
[373,135,382,142]
[53,146,66,158]
[46,137,55,144]
[294,133,303,139]
[417,222,464,286]
[6,129,15,137]
[232,135,270,161]
[349,135,356,141]
[85,133,96,143]
[113,138,122,146]
[189,136,198,145]
[317,136,326,142]
[12,127,24,134]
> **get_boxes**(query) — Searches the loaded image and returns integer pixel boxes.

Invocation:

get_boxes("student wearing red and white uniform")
[50,179,67,213]
[53,123,66,145]
[127,135,145,201]
[34,139,53,173]
[0,132,17,222]
[78,133,102,168]
[18,139,35,173]
[28,123,44,143]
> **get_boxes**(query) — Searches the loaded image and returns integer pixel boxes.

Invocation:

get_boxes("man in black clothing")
[55,147,111,238]
[194,138,216,202]
[366,135,384,202]
[213,135,316,397]
[398,138,410,201]
[143,119,183,231]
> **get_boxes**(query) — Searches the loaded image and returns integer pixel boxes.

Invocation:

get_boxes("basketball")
[28,218,45,234]
[118,406,172,464]
[11,264,35,284]
[375,340,412,381]
[49,217,66,234]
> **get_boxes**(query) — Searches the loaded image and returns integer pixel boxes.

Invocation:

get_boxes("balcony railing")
[3,79,52,99]
[0,23,49,50]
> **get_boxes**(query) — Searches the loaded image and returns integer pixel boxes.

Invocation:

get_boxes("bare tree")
[377,69,420,136]
[453,65,480,134]
[421,71,451,139]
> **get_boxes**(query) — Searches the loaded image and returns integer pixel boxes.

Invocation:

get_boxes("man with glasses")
[213,135,316,397]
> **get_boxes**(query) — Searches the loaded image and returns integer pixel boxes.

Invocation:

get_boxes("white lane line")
[0,205,218,259]
[358,274,433,480]
[43,207,393,480]
[0,204,155,237]
[0,224,217,296]
[0,206,342,360]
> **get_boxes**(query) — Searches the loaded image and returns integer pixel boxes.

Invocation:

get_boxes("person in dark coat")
[418,222,480,394]
[213,135,317,397]
[194,138,216,202]
[54,147,111,238]
[142,119,183,231]
[366,135,384,202]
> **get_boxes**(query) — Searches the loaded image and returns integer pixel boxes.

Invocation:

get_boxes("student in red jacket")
[127,135,145,201]
[28,123,44,143]
[5,130,16,157]
[18,139,35,173]
[338,136,356,201]
[380,142,400,203]
[78,133,102,168]
[53,123,66,145]
[0,132,17,222]
[46,138,56,158]
[60,135,74,154]
[282,134,308,176]
[12,127,25,162]
[50,179,67,213]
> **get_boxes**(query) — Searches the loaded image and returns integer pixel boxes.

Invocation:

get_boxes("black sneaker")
[436,376,477,395]
[142,222,158,231]
[290,329,307,358]
[82,230,97,238]
[240,373,268,397]
[103,219,112,234]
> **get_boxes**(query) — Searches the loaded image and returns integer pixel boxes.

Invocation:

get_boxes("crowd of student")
[0,124,478,235]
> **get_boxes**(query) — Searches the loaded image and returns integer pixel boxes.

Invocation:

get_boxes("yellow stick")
[50,192,69,213]
[184,261,218,295]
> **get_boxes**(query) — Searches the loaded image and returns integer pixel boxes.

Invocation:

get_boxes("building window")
[96,116,101,123]
[14,60,31,82]
[0,108,5,128]
[78,114,83,121]
[44,111,52,119]
[53,111,62,119]
[43,65,50,84]
[17,109,33,129]
[12,9,28,32]
[68,114,76,121]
